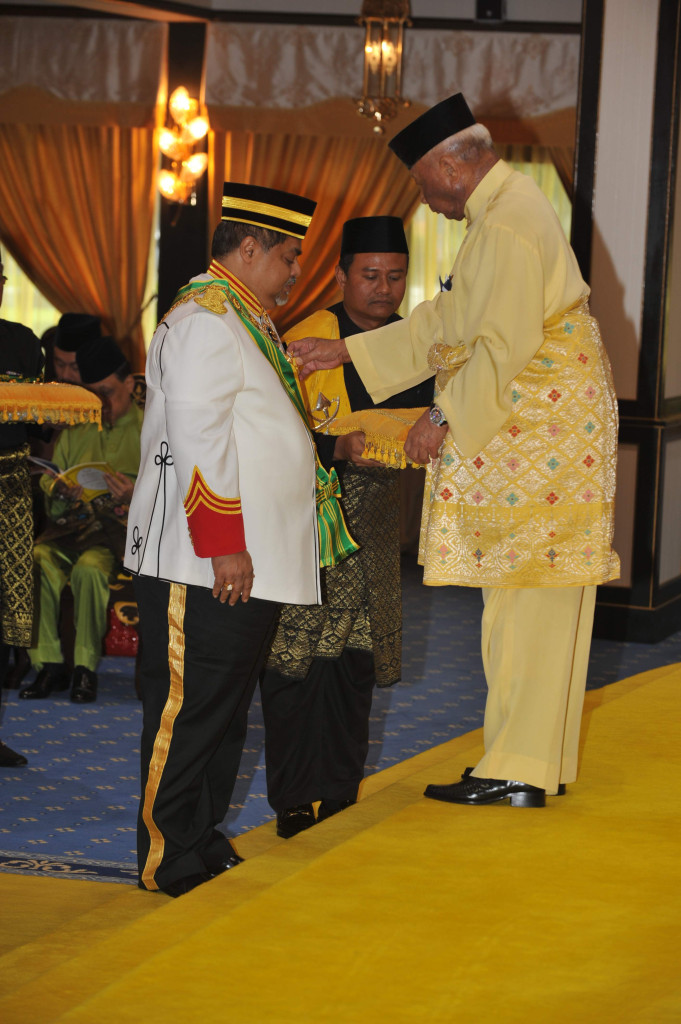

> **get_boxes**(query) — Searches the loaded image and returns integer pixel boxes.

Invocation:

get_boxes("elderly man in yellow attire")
[290,93,620,808]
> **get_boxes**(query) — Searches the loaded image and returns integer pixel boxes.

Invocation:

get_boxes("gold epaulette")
[158,283,230,328]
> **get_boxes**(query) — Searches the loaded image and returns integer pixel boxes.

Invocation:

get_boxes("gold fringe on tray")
[323,407,427,469]
[0,382,102,428]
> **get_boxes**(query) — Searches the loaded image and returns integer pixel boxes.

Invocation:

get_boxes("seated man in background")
[50,312,102,384]
[20,336,142,704]
[260,216,433,838]
[2,311,104,691]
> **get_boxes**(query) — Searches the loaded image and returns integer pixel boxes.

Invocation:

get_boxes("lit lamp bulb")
[382,39,397,72]
[158,169,182,202]
[185,116,209,142]
[158,128,188,162]
[168,86,192,124]
[365,40,381,74]
[180,152,209,182]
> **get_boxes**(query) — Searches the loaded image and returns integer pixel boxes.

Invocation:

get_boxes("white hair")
[439,123,496,164]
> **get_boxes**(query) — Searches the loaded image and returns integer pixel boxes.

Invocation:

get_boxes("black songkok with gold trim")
[221,182,316,239]
[388,93,476,169]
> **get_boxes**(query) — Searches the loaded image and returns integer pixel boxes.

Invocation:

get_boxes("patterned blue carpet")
[1,556,680,884]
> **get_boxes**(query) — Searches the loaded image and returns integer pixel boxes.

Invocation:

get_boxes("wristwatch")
[429,403,448,427]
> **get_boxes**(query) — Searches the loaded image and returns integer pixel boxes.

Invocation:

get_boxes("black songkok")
[388,93,477,169]
[54,313,102,353]
[221,183,317,239]
[340,216,409,257]
[76,337,127,385]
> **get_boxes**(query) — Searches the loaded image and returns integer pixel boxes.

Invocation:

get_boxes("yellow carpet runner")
[0,664,679,1022]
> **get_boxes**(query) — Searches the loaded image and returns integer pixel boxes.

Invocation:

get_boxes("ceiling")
[0,0,583,25]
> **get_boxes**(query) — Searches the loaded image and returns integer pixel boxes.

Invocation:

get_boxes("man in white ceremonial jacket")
[125,183,355,898]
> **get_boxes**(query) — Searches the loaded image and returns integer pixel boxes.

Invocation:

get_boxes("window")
[0,248,60,341]
[401,147,572,315]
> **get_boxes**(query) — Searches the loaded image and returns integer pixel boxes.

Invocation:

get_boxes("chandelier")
[157,86,209,205]
[355,0,411,134]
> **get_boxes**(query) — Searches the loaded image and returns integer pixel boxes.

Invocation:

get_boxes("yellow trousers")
[473,585,597,794]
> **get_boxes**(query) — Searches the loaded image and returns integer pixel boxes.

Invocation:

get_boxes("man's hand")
[404,409,449,464]
[288,337,350,381]
[52,479,83,503]
[211,550,255,605]
[104,471,134,505]
[333,431,383,467]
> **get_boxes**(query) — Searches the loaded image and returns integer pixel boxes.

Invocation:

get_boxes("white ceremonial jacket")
[124,279,321,605]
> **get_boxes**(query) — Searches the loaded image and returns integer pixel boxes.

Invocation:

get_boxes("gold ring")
[222,583,233,592]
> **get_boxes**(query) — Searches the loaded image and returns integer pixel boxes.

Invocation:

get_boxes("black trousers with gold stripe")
[133,574,278,891]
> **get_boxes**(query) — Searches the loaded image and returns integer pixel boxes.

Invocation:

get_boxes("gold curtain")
[0,123,157,371]
[209,131,420,334]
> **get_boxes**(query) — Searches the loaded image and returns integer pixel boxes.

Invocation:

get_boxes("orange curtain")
[0,123,157,371]
[210,131,420,334]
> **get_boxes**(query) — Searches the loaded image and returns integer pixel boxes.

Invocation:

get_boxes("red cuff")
[183,466,246,557]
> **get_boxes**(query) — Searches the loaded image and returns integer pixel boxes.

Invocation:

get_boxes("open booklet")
[28,456,116,502]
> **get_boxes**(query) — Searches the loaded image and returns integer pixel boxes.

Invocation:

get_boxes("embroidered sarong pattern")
[419,299,620,588]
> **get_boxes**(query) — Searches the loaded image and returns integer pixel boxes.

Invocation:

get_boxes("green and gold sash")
[169,277,358,568]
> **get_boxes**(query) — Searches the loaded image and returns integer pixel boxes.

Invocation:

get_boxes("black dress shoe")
[424,776,546,807]
[210,842,244,875]
[70,666,98,703]
[18,663,70,699]
[0,740,28,767]
[2,647,31,689]
[276,804,316,839]
[159,872,213,898]
[317,798,356,823]
[462,765,566,796]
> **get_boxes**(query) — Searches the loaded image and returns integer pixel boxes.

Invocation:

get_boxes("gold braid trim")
[140,583,187,891]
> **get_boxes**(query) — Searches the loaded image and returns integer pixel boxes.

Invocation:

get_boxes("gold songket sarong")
[267,464,401,686]
[0,445,34,646]
[420,298,620,588]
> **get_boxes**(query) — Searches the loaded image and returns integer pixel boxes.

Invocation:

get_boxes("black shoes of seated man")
[424,775,547,808]
[18,663,70,699]
[19,664,97,702]
[0,740,28,767]
[70,667,97,703]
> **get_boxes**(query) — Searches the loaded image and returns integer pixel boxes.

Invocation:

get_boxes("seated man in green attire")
[260,215,434,838]
[20,336,142,704]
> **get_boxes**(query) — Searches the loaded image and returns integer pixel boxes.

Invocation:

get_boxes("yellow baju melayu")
[346,160,620,792]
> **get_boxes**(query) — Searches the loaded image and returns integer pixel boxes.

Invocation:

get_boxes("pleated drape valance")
[0,18,167,127]
[204,22,580,146]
